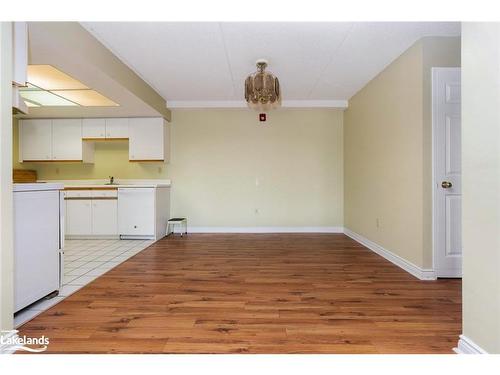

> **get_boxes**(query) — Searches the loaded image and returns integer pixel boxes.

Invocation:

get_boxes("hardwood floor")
[17,234,461,354]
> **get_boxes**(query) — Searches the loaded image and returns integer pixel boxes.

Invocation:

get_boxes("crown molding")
[168,100,348,109]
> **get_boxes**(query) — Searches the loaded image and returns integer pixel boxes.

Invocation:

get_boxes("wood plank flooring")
[17,234,461,354]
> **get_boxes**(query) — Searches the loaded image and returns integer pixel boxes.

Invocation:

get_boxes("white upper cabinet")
[12,22,28,87]
[19,119,93,163]
[19,117,168,163]
[19,119,52,161]
[82,118,106,139]
[129,118,170,162]
[105,118,129,139]
[51,119,83,161]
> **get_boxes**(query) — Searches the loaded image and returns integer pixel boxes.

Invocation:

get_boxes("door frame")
[431,67,462,278]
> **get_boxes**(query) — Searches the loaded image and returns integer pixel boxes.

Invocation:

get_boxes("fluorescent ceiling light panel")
[27,65,89,90]
[19,91,79,106]
[51,90,119,107]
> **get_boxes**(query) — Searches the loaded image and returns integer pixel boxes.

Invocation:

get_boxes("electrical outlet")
[55,167,60,175]
[158,166,162,174]
[376,218,380,228]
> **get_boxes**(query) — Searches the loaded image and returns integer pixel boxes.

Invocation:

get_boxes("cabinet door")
[118,188,155,236]
[105,118,129,139]
[92,199,118,235]
[52,119,82,161]
[82,118,106,139]
[20,119,52,161]
[65,199,92,235]
[129,118,166,161]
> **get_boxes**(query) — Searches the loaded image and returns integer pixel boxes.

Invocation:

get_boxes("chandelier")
[244,59,281,112]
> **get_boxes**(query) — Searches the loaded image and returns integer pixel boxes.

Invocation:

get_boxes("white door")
[92,200,118,235]
[52,119,82,161]
[82,118,106,139]
[19,119,52,161]
[105,118,129,139]
[433,68,462,277]
[65,199,92,235]
[129,117,165,161]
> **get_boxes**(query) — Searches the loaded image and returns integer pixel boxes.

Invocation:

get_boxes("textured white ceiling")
[82,22,460,107]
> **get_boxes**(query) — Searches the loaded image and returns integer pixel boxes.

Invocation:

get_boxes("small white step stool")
[166,217,187,237]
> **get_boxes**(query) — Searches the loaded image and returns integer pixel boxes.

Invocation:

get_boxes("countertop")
[13,183,65,192]
[38,179,171,189]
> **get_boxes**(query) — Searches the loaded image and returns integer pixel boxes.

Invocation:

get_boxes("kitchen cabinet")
[20,117,170,164]
[105,118,129,139]
[19,119,52,161]
[91,200,118,235]
[118,188,155,237]
[83,118,129,139]
[52,119,83,161]
[65,199,92,236]
[82,118,106,139]
[65,189,118,237]
[19,119,94,163]
[129,117,170,162]
[12,22,28,87]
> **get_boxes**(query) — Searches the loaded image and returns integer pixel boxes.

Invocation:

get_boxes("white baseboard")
[343,228,436,280]
[188,226,344,233]
[0,331,19,354]
[454,335,488,354]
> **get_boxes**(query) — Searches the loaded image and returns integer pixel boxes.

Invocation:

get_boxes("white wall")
[0,22,14,337]
[461,22,500,354]
[344,37,460,269]
[168,109,344,230]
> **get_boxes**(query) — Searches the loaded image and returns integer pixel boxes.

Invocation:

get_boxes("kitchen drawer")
[91,189,118,198]
[65,190,93,198]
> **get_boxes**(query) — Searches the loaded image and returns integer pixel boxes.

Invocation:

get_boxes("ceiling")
[82,22,461,108]
[21,22,170,119]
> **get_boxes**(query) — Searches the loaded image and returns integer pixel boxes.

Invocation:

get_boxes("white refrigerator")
[13,183,64,312]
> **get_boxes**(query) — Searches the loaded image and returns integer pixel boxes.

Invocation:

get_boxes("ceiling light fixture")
[245,59,281,112]
[21,65,119,107]
[27,65,89,90]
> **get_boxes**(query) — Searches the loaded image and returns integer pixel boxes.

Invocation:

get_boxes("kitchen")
[11,23,174,325]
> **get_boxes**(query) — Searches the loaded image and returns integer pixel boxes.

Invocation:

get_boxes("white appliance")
[13,183,64,312]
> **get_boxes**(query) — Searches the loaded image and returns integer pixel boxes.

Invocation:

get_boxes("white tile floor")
[14,239,154,327]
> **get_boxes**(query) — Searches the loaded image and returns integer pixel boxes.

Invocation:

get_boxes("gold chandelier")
[244,59,281,111]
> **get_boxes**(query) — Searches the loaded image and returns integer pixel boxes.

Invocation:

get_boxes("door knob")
[441,181,453,189]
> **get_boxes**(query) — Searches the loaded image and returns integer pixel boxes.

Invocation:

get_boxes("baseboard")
[0,330,19,354]
[454,335,488,354]
[343,228,436,281]
[65,235,120,240]
[188,226,344,233]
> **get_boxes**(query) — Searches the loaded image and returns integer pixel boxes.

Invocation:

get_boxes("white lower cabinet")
[65,187,169,240]
[118,188,155,237]
[66,199,92,236]
[91,200,118,235]
[65,190,118,237]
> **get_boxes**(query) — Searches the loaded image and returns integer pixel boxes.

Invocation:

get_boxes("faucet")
[109,176,114,185]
